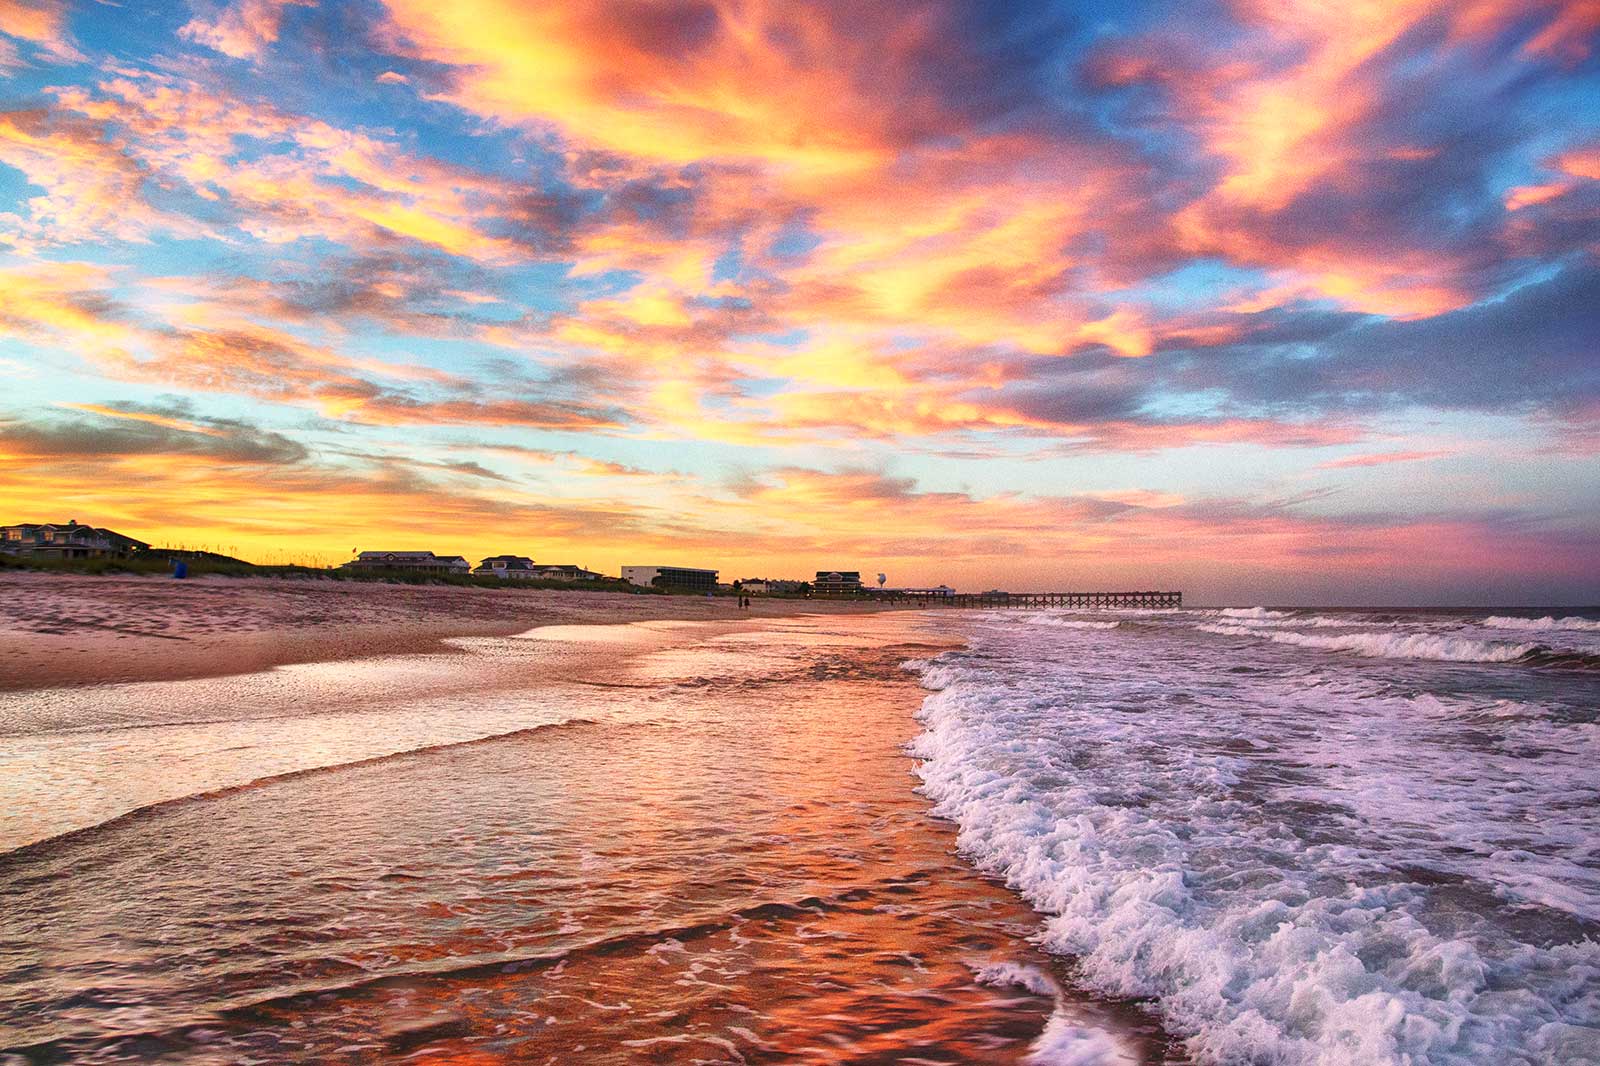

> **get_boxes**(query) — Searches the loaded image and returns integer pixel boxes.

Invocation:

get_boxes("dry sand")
[0,572,898,691]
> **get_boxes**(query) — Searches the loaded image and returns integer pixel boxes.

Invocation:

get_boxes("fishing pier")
[877,590,1183,609]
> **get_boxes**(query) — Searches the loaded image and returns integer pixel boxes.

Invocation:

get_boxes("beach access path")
[0,572,897,691]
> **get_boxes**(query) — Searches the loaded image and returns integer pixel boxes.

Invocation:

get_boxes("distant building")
[897,585,956,600]
[529,564,603,582]
[343,551,470,575]
[621,565,719,591]
[1,520,150,559]
[814,570,864,595]
[736,578,808,594]
[474,555,538,578]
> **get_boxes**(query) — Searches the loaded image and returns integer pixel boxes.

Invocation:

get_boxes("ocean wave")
[1199,614,1374,630]
[911,655,1600,1065]
[1515,647,1600,672]
[1197,624,1537,663]
[1216,607,1292,619]
[1021,615,1121,630]
[1482,615,1600,632]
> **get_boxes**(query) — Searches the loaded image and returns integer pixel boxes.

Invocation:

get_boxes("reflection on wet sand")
[1,615,1182,1064]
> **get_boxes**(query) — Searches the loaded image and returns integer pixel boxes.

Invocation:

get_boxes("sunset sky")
[1,0,1597,603]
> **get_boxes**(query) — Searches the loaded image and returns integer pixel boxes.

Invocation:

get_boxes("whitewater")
[911,606,1600,1066]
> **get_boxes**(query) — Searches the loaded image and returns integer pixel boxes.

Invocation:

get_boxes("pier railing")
[819,590,1183,608]
[931,590,1180,609]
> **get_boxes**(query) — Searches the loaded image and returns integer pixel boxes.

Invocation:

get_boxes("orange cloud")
[25,72,536,263]
[378,0,951,177]
[1096,0,1599,319]
[0,0,77,66]
[0,107,168,250]
[0,262,626,432]
[180,0,312,60]
[1505,140,1600,211]
[55,402,230,437]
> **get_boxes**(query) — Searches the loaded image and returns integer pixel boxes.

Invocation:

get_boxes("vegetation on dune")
[0,553,680,591]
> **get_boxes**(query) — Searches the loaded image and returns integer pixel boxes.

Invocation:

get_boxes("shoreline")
[0,571,904,691]
[1,609,1186,1063]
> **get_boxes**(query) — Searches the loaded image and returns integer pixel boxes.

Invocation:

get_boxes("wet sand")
[0,572,892,691]
[0,613,1185,1064]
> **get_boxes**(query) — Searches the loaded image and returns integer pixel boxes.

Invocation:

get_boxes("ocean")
[1,607,1597,1064]
[914,607,1600,1064]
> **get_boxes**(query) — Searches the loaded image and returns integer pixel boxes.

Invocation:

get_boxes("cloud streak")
[0,0,1594,597]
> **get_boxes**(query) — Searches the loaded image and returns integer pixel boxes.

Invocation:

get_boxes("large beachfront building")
[814,570,864,595]
[343,551,471,574]
[0,521,150,559]
[621,565,719,591]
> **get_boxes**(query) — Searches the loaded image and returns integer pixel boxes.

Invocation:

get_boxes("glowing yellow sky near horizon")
[0,0,1596,601]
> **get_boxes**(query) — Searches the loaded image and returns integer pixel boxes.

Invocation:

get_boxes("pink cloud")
[1318,449,1454,469]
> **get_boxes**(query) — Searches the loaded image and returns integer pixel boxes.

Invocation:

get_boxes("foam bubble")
[1027,1015,1137,1066]
[971,960,1060,998]
[970,962,1138,1066]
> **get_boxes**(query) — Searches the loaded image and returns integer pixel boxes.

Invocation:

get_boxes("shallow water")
[6,606,1596,1065]
[914,606,1600,1065]
[0,614,1173,1064]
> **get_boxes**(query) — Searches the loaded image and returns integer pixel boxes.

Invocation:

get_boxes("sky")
[0,0,1597,604]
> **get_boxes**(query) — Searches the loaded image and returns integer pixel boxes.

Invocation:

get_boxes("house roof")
[2,522,150,548]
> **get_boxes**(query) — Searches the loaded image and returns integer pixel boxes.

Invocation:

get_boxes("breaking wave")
[1483,615,1600,632]
[1021,615,1122,630]
[1216,607,1291,620]
[1198,624,1538,663]
[910,621,1600,1066]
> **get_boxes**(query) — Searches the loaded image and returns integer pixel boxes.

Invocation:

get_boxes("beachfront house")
[621,565,719,591]
[814,570,864,595]
[529,564,603,582]
[343,551,471,575]
[0,520,150,559]
[474,555,538,578]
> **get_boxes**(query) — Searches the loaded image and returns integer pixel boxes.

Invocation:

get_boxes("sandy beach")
[0,572,894,691]
[0,599,1183,1064]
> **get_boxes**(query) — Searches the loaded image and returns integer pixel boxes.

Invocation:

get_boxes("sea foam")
[1483,615,1600,632]
[1197,623,1538,663]
[1021,615,1121,630]
[910,614,1600,1065]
